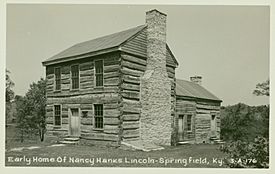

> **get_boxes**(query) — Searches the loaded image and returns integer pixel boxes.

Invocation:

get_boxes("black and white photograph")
[2,1,273,173]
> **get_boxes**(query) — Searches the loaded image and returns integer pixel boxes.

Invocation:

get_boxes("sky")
[6,4,270,106]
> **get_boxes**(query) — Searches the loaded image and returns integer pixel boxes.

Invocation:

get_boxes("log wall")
[175,97,221,144]
[45,52,122,144]
[175,99,196,142]
[46,52,120,96]
[120,53,144,141]
[45,50,177,144]
[195,100,221,143]
[120,52,176,142]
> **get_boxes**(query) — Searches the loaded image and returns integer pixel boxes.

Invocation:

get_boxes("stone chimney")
[140,9,172,146]
[190,76,202,85]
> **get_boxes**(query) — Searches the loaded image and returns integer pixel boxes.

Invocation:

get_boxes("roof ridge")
[43,25,147,65]
[176,78,222,101]
[73,25,146,47]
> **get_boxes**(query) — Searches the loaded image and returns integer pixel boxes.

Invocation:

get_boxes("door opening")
[210,114,216,137]
[69,108,80,137]
[178,115,185,141]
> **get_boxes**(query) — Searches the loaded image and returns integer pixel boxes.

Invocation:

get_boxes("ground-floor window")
[54,105,61,126]
[94,104,103,129]
[82,111,88,118]
[187,114,192,131]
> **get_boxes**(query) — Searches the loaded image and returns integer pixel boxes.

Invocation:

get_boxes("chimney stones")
[139,9,172,146]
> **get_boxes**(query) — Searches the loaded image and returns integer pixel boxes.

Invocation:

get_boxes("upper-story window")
[95,60,103,87]
[54,67,61,91]
[71,65,79,89]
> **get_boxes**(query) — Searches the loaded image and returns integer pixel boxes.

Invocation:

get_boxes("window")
[71,65,79,89]
[94,104,103,129]
[82,111,88,118]
[54,67,61,90]
[95,60,103,87]
[187,114,192,131]
[54,105,61,126]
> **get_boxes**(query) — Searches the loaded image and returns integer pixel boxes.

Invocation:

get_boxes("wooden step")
[64,137,80,141]
[59,140,79,145]
[214,140,225,144]
[177,141,190,145]
[59,136,80,145]
[210,137,219,140]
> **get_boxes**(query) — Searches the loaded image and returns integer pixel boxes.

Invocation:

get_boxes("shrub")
[220,136,269,168]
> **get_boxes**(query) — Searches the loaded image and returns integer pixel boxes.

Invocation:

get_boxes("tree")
[253,79,269,96]
[221,103,255,142]
[220,104,270,168]
[25,78,47,141]
[15,78,47,142]
[219,81,270,168]
[253,79,269,139]
[15,95,29,142]
[6,69,15,124]
[6,69,15,102]
[258,105,269,138]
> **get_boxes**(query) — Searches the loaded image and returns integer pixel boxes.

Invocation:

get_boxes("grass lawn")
[5,124,228,168]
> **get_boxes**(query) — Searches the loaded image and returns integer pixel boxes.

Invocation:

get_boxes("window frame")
[186,114,192,132]
[94,59,104,87]
[82,110,89,118]
[54,67,61,91]
[93,104,104,130]
[53,105,62,127]
[70,64,80,90]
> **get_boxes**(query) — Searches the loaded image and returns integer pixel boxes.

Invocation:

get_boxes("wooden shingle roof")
[176,79,222,102]
[42,25,178,67]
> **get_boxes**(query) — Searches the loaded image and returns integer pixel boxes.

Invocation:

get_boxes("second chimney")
[190,76,202,85]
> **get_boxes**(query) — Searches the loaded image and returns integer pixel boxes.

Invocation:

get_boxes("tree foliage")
[253,79,269,96]
[15,78,47,142]
[6,69,15,103]
[25,78,47,141]
[252,79,270,138]
[221,103,253,142]
[14,95,29,142]
[6,69,15,124]
[220,136,269,168]
[221,103,269,142]
[219,79,270,168]
[220,103,269,168]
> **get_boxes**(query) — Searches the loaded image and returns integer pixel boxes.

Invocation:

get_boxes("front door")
[69,108,80,136]
[178,115,185,141]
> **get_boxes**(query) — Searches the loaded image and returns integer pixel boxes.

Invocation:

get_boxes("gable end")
[120,27,178,68]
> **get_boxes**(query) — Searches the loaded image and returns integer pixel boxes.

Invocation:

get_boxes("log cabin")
[42,9,222,148]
